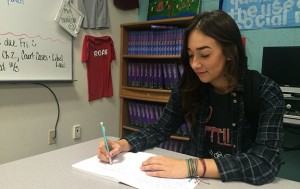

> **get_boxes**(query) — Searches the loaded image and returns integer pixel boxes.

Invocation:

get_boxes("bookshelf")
[119,17,194,151]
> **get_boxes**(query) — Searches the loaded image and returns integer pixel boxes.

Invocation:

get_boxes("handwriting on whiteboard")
[0,32,66,73]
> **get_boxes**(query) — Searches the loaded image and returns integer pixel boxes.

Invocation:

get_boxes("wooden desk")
[0,137,299,189]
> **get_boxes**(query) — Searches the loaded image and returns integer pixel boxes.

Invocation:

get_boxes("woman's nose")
[191,56,202,68]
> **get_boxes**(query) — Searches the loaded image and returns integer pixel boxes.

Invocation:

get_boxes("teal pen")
[100,122,112,165]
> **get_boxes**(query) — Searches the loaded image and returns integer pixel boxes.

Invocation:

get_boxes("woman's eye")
[201,54,209,58]
[188,54,194,58]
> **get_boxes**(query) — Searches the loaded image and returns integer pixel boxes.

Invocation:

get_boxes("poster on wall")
[222,0,300,30]
[147,0,201,20]
[55,0,84,37]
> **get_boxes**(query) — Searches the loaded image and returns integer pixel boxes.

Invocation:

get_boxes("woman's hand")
[97,140,121,163]
[140,156,188,178]
[97,139,131,163]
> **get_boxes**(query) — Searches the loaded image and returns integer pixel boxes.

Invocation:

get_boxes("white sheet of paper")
[72,152,197,189]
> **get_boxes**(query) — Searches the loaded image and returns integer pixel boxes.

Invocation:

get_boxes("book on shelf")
[136,102,143,127]
[140,103,147,127]
[175,28,184,54]
[150,24,178,29]
[132,102,138,126]
[136,63,141,87]
[162,63,169,89]
[148,63,154,88]
[153,63,158,88]
[154,104,160,121]
[178,123,191,137]
[140,63,145,87]
[167,63,173,89]
[131,62,136,87]
[178,63,184,77]
[128,101,134,126]
[127,29,184,56]
[158,139,186,153]
[149,104,155,124]
[127,60,186,90]
[72,152,197,189]
[157,63,163,89]
[127,62,132,86]
[145,103,151,126]
[172,63,180,88]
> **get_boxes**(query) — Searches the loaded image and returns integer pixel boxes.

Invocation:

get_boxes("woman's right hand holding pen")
[97,139,131,163]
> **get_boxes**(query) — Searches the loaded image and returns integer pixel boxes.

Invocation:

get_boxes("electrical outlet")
[73,125,81,139]
[48,130,56,145]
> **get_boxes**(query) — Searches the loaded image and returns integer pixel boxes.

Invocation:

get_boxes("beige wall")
[0,0,138,164]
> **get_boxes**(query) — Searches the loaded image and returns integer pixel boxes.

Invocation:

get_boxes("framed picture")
[172,0,201,18]
[147,0,173,20]
[55,0,84,37]
[147,0,201,21]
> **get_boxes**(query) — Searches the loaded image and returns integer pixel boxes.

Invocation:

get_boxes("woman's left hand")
[140,156,188,178]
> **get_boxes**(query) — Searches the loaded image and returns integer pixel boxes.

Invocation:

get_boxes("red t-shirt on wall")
[82,35,116,101]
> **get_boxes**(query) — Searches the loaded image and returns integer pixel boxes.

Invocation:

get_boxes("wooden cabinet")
[119,17,194,149]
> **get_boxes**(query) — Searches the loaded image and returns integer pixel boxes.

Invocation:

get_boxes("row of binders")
[126,26,188,153]
[127,28,185,55]
[158,139,187,153]
[127,61,184,90]
[128,101,164,128]
[127,100,191,138]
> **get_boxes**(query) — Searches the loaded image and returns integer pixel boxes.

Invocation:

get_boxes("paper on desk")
[72,152,197,189]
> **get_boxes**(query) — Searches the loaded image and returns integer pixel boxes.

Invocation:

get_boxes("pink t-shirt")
[82,35,116,101]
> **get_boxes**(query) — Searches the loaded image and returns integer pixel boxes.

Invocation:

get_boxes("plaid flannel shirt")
[125,74,285,185]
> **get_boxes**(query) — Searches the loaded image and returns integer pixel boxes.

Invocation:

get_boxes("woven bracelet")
[199,158,206,178]
[186,159,191,177]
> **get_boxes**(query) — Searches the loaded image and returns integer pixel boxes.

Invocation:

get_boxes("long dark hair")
[179,10,247,126]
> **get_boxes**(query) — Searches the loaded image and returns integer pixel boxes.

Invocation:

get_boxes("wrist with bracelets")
[186,158,206,178]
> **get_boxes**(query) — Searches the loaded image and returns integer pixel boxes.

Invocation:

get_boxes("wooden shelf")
[123,55,181,59]
[120,87,171,103]
[121,16,194,29]
[119,17,194,145]
[122,125,189,141]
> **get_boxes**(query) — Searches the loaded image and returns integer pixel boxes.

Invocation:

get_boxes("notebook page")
[72,152,197,189]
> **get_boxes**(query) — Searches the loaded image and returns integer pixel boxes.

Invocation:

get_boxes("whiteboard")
[0,0,73,82]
